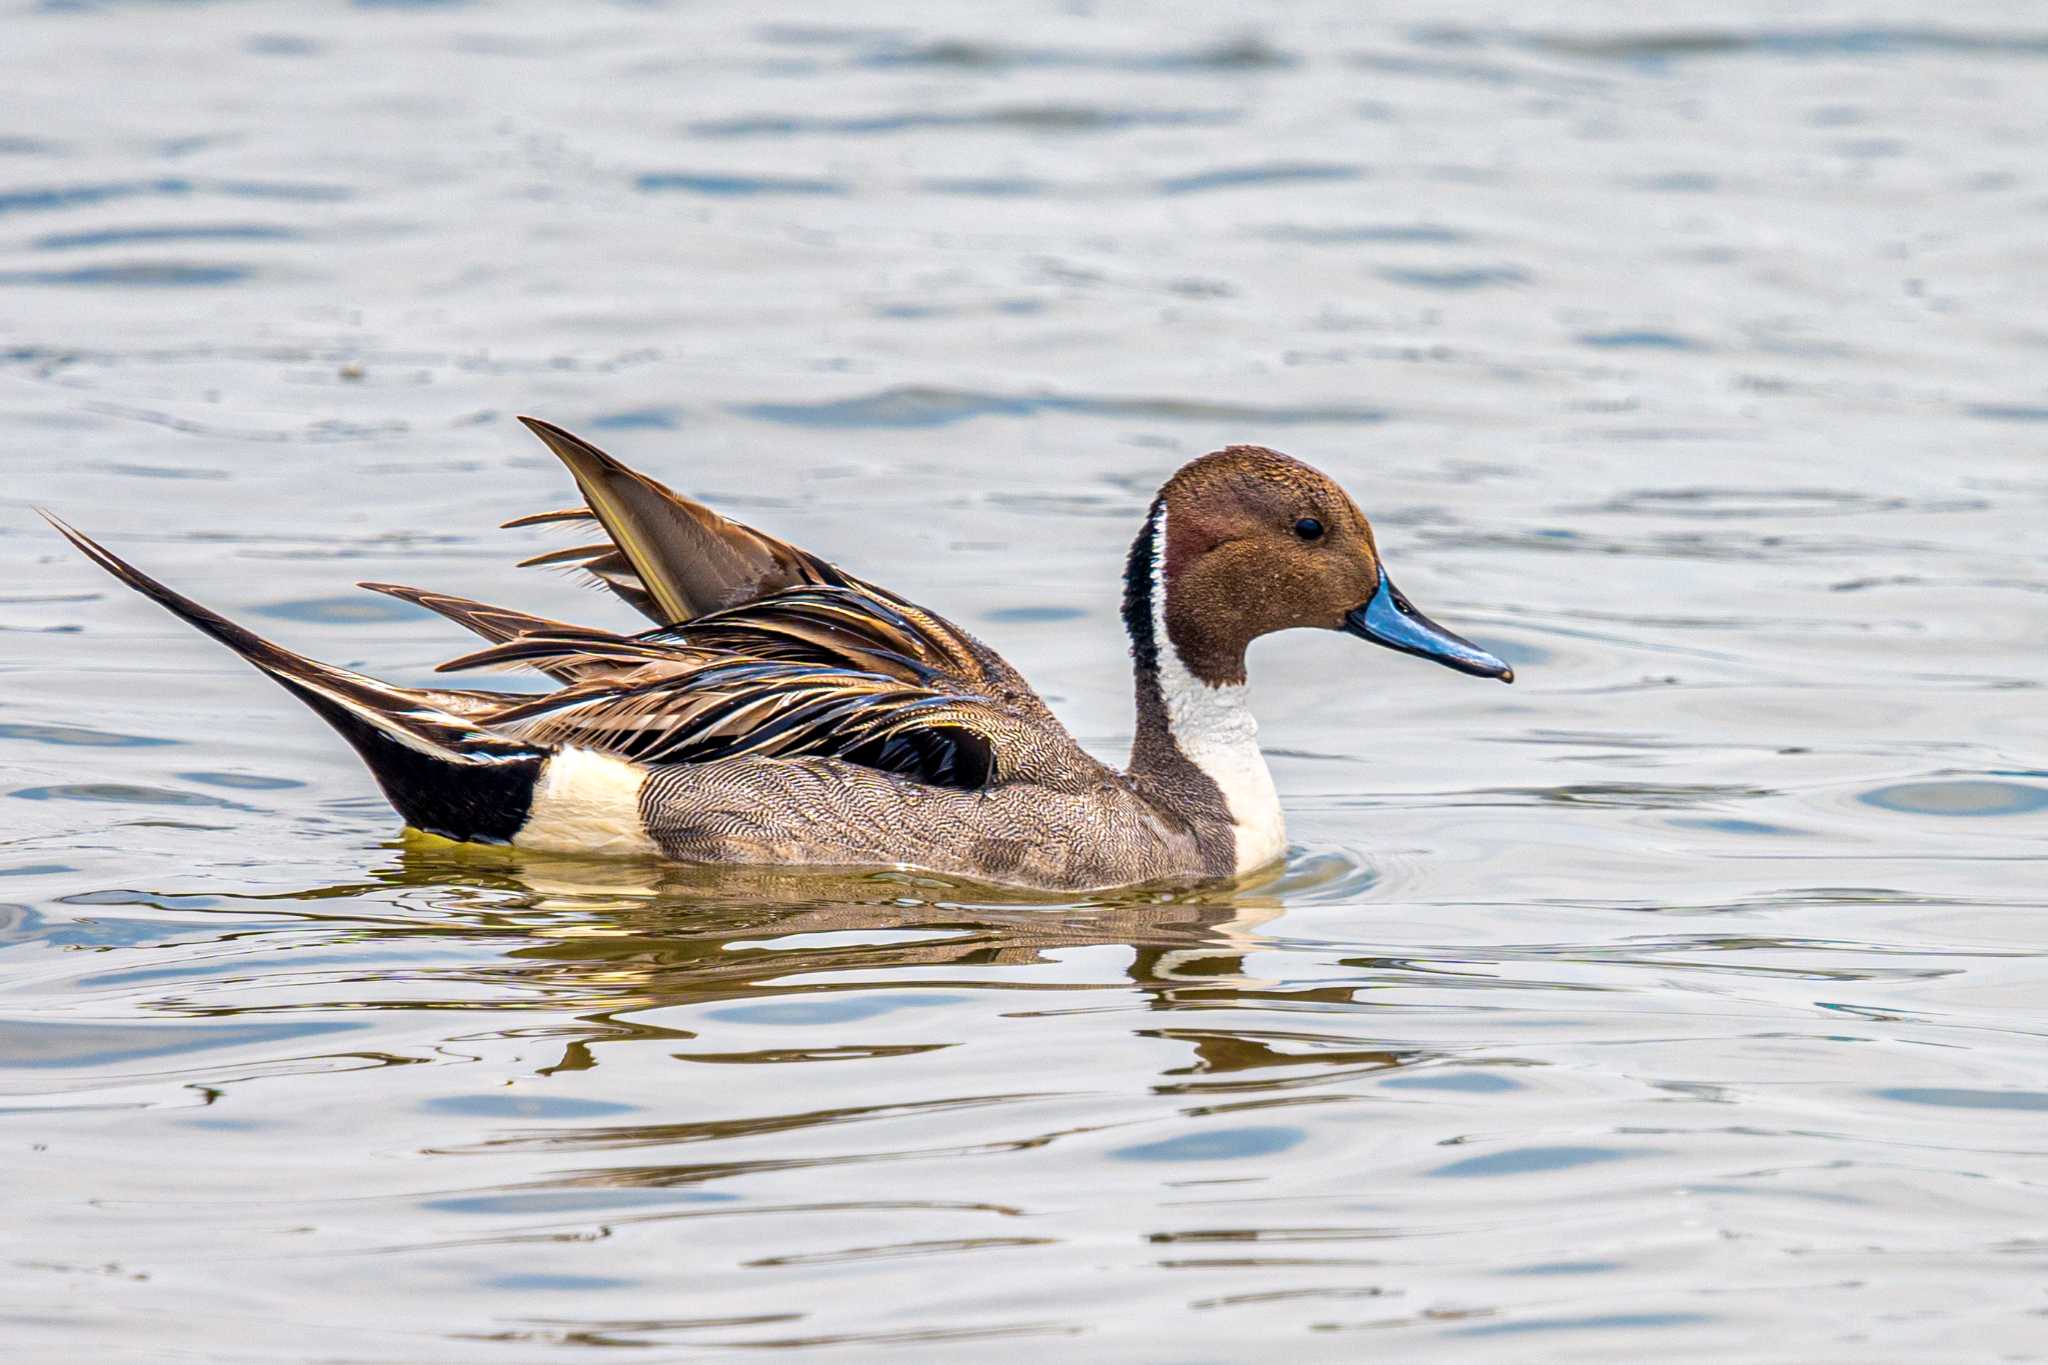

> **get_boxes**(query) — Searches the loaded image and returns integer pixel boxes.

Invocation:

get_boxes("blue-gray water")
[3,2,2047,1359]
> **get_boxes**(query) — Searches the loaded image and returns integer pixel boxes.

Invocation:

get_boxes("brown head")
[1122,444,1513,688]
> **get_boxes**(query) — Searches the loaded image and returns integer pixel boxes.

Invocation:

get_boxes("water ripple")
[0,176,348,215]
[1157,163,1362,195]
[694,106,1239,137]
[850,34,1296,72]
[735,385,1386,429]
[634,171,847,197]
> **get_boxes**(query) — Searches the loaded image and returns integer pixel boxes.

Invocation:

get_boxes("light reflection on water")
[3,0,2048,1358]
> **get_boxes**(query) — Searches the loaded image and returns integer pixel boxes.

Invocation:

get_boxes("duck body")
[546,751,1222,888]
[48,420,1510,891]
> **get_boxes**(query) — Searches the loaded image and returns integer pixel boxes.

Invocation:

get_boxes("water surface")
[2,1,2046,1359]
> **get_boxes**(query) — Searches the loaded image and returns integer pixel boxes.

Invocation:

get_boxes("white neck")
[1149,508,1287,876]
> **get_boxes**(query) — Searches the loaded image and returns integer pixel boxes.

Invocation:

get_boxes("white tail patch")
[515,746,658,857]
[1149,508,1287,875]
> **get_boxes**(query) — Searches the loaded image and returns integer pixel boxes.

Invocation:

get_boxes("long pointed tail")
[44,514,547,843]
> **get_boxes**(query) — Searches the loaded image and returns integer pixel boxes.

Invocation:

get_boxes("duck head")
[1126,444,1513,687]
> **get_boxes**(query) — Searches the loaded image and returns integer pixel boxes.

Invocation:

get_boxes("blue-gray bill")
[1343,574,1514,682]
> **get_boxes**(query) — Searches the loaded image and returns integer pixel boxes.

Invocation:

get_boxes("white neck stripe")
[1148,507,1286,876]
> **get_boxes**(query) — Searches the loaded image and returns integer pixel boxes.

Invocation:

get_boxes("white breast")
[1150,513,1288,876]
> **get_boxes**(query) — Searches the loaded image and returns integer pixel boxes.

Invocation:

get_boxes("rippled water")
[4,2,2047,1358]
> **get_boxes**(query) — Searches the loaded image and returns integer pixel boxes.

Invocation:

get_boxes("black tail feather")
[44,514,545,843]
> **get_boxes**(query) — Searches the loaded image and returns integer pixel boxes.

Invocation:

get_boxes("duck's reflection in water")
[273,833,1368,1074]
[254,838,1418,1232]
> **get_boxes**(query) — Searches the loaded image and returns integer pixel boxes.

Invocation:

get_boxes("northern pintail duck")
[47,419,1511,890]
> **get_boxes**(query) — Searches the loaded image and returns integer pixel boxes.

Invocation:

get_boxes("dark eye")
[1293,516,1325,541]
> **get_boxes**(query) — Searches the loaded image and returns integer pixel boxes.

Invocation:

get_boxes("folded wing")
[486,658,1021,791]
[353,419,1088,792]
